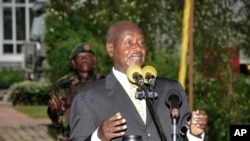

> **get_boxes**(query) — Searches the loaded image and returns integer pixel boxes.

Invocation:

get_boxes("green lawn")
[13,105,49,119]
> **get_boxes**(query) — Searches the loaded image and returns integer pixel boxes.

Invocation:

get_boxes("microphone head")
[165,89,182,106]
[165,89,182,118]
[126,64,143,83]
[142,65,157,84]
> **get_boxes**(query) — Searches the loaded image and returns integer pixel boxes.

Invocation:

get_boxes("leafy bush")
[146,49,180,80]
[0,69,25,88]
[193,75,250,141]
[7,79,52,105]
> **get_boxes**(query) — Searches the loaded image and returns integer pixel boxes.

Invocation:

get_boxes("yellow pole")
[178,0,192,90]
[179,0,194,110]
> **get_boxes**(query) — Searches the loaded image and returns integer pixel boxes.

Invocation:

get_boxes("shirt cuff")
[186,129,205,141]
[91,128,102,141]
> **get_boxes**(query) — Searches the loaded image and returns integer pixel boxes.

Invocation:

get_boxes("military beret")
[69,43,95,60]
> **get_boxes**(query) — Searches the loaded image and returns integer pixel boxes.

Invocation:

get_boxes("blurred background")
[0,0,249,140]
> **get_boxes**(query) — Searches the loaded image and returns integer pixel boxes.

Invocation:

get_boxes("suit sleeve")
[176,82,192,140]
[69,93,96,141]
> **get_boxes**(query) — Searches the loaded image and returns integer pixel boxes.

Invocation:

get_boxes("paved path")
[0,100,56,141]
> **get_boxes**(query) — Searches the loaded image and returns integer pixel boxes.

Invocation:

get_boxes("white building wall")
[0,0,33,68]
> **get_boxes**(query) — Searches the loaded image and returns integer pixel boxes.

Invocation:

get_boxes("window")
[3,44,13,54]
[1,0,33,56]
[16,7,26,40]
[3,8,12,40]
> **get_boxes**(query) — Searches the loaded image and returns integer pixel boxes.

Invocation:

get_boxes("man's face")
[73,52,95,73]
[106,25,146,73]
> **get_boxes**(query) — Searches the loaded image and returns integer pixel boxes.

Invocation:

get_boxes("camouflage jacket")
[47,70,105,139]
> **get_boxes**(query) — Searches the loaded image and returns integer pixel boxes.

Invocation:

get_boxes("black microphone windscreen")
[165,89,183,118]
[165,89,182,106]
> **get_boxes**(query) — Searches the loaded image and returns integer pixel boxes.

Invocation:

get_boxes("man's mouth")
[131,56,142,61]
[129,52,144,64]
[81,62,89,66]
[129,55,143,63]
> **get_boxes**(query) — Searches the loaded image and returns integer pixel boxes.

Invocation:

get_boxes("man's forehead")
[82,44,90,51]
[119,29,144,39]
[76,52,94,56]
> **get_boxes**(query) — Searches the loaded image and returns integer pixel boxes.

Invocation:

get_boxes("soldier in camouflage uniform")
[47,42,105,141]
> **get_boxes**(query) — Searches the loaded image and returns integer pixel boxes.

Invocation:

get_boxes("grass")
[13,105,49,119]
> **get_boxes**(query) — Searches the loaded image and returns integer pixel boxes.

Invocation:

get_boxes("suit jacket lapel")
[105,72,146,126]
[146,81,165,127]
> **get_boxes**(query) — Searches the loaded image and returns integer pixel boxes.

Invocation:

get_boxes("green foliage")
[193,75,250,141]
[193,0,250,65]
[0,69,25,87]
[7,79,52,105]
[86,37,112,74]
[146,48,180,80]
[191,2,250,139]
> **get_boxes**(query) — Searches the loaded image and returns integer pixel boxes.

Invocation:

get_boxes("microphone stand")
[170,100,180,141]
[172,117,178,141]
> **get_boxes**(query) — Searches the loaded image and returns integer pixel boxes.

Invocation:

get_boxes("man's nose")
[81,56,88,60]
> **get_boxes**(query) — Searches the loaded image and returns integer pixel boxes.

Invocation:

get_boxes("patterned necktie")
[129,83,146,124]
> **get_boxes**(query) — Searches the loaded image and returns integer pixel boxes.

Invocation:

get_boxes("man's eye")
[86,55,92,58]
[139,41,144,46]
[127,41,132,45]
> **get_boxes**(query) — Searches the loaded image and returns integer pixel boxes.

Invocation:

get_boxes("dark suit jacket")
[70,72,191,141]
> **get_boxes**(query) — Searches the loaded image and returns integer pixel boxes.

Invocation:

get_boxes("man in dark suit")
[69,20,208,141]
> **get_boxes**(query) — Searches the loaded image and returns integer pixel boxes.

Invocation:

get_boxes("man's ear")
[71,60,76,68]
[106,42,113,57]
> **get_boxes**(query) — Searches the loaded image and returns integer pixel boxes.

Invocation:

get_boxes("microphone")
[142,65,157,89]
[126,64,144,87]
[165,89,182,119]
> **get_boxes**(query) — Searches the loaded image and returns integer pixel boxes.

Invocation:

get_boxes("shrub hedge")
[7,79,52,105]
[0,69,25,88]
